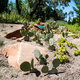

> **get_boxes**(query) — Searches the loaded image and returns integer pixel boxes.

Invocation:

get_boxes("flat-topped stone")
[0,43,46,70]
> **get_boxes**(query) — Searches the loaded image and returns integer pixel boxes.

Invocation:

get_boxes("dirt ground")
[0,23,80,80]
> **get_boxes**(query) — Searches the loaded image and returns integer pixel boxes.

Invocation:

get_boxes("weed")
[0,40,4,47]
[4,32,8,34]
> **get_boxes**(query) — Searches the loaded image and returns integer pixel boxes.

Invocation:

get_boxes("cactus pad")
[20,61,31,72]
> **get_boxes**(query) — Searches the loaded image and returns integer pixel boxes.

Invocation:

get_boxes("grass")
[4,31,8,34]
[0,40,4,47]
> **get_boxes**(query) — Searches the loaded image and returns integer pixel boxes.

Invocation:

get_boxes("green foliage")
[41,66,49,73]
[72,34,79,39]
[74,49,80,56]
[52,58,60,68]
[34,49,42,59]
[73,0,80,26]
[20,61,31,72]
[56,46,67,55]
[41,58,60,74]
[0,40,4,47]
[58,37,66,43]
[56,55,69,63]
[62,31,68,37]
[34,49,47,65]
[49,38,54,46]
[66,42,77,49]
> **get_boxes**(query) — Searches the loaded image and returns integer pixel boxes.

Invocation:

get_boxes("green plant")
[58,37,66,43]
[20,22,33,41]
[41,58,60,74]
[72,34,79,39]
[66,42,78,49]
[56,46,67,55]
[0,40,4,47]
[34,49,47,65]
[4,32,8,34]
[74,49,80,56]
[56,55,69,63]
[62,31,68,37]
[20,59,38,73]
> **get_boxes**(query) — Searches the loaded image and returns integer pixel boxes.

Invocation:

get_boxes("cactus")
[52,58,60,68]
[20,61,31,72]
[21,31,28,36]
[34,49,42,59]
[41,34,45,39]
[28,32,33,37]
[41,58,60,74]
[45,54,49,59]
[49,38,54,46]
[48,68,58,74]
[48,33,53,38]
[23,22,27,26]
[39,58,47,65]
[24,36,29,41]
[31,59,34,69]
[41,66,49,73]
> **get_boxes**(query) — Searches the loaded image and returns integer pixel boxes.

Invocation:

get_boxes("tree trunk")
[30,0,42,17]
[16,0,21,15]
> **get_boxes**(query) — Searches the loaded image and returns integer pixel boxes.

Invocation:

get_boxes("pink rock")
[0,43,46,70]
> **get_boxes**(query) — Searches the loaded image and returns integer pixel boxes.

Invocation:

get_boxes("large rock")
[0,43,46,70]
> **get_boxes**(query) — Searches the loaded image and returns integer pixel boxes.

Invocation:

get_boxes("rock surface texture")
[0,43,46,70]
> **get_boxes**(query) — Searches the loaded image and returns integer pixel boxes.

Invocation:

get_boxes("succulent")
[41,66,49,73]
[20,61,31,72]
[49,38,54,46]
[74,49,80,56]
[39,58,47,65]
[41,58,60,74]
[34,49,47,65]
[56,55,69,63]
[58,37,66,43]
[34,49,42,59]
[41,34,45,39]
[48,68,58,74]
[24,36,29,41]
[52,58,60,68]
[20,59,38,73]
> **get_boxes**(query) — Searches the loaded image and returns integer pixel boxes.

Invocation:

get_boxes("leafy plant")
[66,42,78,49]
[74,49,80,56]
[56,55,69,63]
[58,37,66,43]
[56,46,67,55]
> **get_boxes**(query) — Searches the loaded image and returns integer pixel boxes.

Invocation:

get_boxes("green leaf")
[52,58,60,68]
[31,59,34,69]
[20,61,31,72]
[34,49,41,59]
[48,68,58,74]
[41,66,49,73]
[49,38,54,46]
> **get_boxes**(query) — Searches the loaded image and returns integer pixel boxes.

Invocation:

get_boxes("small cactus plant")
[34,49,47,65]
[41,58,60,74]
[20,59,38,73]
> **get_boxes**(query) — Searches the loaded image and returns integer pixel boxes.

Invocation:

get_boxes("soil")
[0,23,80,80]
